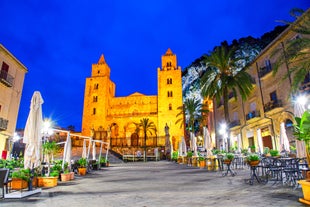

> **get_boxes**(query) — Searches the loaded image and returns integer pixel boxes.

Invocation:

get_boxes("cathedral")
[81,49,184,152]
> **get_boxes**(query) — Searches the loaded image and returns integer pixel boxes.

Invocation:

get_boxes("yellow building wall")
[0,44,27,153]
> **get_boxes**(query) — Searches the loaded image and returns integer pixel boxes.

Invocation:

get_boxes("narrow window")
[1,62,9,79]
[169,104,172,110]
[93,96,98,102]
[93,108,96,115]
[94,83,99,89]
[270,91,277,102]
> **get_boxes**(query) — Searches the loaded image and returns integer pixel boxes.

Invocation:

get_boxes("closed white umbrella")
[237,134,242,153]
[178,141,182,157]
[294,99,307,158]
[182,136,187,156]
[191,132,198,156]
[62,132,72,169]
[92,141,96,160]
[257,129,263,154]
[280,122,290,152]
[82,139,87,158]
[203,127,213,157]
[23,91,44,169]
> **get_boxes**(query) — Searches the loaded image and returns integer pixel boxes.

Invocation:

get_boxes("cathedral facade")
[81,49,184,151]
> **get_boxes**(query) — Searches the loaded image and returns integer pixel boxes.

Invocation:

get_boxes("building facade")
[81,49,184,151]
[213,11,309,153]
[0,44,27,154]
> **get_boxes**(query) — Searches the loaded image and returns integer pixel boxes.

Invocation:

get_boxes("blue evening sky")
[1,0,309,131]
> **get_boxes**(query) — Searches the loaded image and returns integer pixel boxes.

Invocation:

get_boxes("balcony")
[258,65,272,78]
[299,82,310,94]
[0,70,14,87]
[228,92,235,101]
[229,120,241,129]
[250,76,256,85]
[264,99,283,113]
[0,117,9,131]
[246,110,261,121]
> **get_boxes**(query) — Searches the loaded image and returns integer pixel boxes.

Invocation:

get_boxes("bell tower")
[157,48,184,148]
[81,54,115,136]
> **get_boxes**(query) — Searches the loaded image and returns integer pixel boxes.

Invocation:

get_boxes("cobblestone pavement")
[0,161,307,207]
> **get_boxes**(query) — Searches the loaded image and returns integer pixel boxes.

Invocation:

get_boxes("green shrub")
[270,149,279,157]
[224,153,234,160]
[246,153,260,162]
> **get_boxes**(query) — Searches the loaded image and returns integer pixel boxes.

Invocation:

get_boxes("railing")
[0,70,14,87]
[229,120,241,128]
[110,136,166,147]
[264,100,283,112]
[246,110,261,120]
[0,117,9,131]
[258,65,272,78]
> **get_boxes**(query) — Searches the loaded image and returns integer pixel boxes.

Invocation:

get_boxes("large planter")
[61,173,71,182]
[37,177,58,188]
[177,157,183,164]
[298,180,310,205]
[70,172,75,180]
[11,178,28,190]
[199,160,206,168]
[192,157,198,167]
[183,157,188,165]
[78,167,87,176]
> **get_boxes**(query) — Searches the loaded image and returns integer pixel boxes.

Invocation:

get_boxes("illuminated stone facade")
[81,49,184,150]
[0,44,27,153]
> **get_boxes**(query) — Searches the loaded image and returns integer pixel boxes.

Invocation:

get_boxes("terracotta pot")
[223,160,232,165]
[69,172,75,180]
[199,160,206,168]
[248,160,260,167]
[61,173,71,182]
[78,167,87,176]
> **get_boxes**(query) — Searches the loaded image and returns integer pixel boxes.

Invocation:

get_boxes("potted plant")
[269,149,279,157]
[172,151,178,162]
[77,157,87,175]
[246,153,260,166]
[11,168,30,190]
[223,153,234,164]
[198,155,206,168]
[263,147,270,156]
[60,162,71,182]
[295,110,310,205]
[37,141,59,187]
[99,156,109,167]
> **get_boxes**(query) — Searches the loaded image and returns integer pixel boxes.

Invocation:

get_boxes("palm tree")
[200,44,253,150]
[134,118,157,161]
[176,98,208,150]
[272,9,310,92]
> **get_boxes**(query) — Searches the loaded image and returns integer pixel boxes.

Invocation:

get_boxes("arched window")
[169,104,172,110]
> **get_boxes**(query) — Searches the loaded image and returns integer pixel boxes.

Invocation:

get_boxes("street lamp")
[42,119,53,143]
[219,123,227,151]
